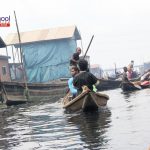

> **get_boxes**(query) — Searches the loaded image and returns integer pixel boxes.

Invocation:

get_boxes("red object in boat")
[141,81,150,86]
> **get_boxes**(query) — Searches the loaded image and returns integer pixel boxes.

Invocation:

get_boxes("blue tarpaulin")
[17,39,76,82]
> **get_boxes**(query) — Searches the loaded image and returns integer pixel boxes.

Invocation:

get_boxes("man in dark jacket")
[73,59,98,94]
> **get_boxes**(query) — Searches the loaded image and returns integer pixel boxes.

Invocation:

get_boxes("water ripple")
[0,89,150,149]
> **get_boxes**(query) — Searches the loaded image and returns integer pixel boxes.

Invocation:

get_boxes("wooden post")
[14,11,23,64]
[5,46,8,56]
[11,46,16,80]
[16,48,21,63]
[14,10,29,97]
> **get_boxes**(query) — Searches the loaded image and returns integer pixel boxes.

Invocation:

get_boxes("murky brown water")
[0,88,150,150]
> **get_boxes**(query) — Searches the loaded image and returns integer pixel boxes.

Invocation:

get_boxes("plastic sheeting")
[15,39,76,82]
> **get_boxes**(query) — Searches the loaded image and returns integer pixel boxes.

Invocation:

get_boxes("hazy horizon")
[1,0,150,69]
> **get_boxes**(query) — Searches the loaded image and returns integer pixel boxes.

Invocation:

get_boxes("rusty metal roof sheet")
[5,25,81,46]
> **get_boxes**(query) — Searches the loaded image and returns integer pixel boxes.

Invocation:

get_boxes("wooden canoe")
[62,90,109,112]
[0,81,68,106]
[120,82,141,92]
[1,85,27,106]
[96,79,121,91]
[5,95,27,106]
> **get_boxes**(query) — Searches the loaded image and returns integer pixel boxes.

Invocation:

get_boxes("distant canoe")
[121,80,150,92]
[96,79,121,91]
[62,89,109,112]
[121,82,141,92]
[61,78,122,91]
[140,81,150,89]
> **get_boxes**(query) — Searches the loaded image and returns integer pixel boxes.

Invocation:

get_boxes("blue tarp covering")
[16,39,76,82]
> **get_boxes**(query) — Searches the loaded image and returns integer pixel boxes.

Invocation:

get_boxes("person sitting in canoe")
[122,66,135,86]
[139,69,150,87]
[140,69,150,81]
[70,47,81,67]
[121,67,142,90]
[73,59,99,94]
[68,66,79,98]
[122,67,131,82]
[128,70,150,88]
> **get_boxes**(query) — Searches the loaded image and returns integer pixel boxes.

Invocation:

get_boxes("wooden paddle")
[83,35,94,59]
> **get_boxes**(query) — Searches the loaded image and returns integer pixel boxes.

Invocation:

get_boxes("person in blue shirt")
[68,66,79,97]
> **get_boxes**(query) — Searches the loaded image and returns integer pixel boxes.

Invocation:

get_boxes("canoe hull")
[121,82,140,92]
[96,79,121,91]
[6,99,27,106]
[62,91,109,112]
[0,81,68,106]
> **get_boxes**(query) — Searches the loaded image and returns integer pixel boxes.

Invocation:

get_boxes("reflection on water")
[66,109,111,149]
[0,88,150,150]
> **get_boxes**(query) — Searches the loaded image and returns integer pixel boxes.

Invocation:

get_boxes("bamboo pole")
[5,46,8,56]
[14,11,23,64]
[12,46,15,63]
[14,10,29,98]
[12,46,17,79]
[16,48,21,63]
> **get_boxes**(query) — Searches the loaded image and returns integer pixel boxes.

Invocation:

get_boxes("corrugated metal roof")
[0,37,6,48]
[5,25,81,46]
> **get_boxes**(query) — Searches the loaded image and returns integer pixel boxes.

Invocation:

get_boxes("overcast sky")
[0,0,150,69]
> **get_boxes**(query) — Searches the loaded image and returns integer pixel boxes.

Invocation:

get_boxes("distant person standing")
[127,60,134,79]
[70,47,81,67]
[128,60,134,69]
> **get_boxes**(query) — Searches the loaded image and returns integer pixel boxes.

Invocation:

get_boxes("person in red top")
[127,60,134,79]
